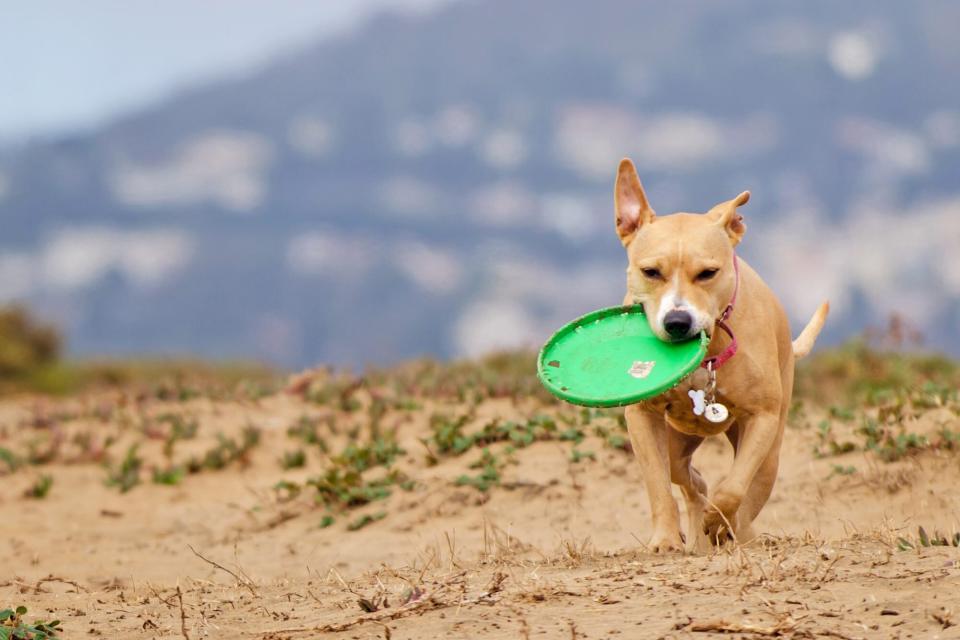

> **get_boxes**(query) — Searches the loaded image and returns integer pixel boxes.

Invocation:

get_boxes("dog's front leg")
[704,411,781,542]
[625,404,683,552]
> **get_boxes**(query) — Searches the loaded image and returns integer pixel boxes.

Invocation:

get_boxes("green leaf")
[918,526,930,547]
[347,511,386,531]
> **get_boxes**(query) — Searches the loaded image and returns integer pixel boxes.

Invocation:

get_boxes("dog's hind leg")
[667,430,708,553]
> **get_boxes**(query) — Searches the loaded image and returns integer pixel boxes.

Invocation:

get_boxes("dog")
[614,158,829,552]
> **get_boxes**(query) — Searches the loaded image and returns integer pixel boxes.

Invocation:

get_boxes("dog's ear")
[708,191,750,245]
[614,158,655,246]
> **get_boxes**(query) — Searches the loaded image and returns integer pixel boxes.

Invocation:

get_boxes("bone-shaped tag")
[688,389,706,416]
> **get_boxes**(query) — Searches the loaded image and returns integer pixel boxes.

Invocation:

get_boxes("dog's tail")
[792,301,830,359]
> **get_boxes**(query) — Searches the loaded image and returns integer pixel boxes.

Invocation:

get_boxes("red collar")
[700,253,739,370]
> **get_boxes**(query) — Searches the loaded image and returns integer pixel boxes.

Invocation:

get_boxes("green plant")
[455,448,502,492]
[363,350,551,403]
[105,445,143,493]
[813,420,856,458]
[593,422,631,452]
[307,468,397,509]
[159,413,199,458]
[426,414,580,468]
[23,475,53,499]
[858,417,928,462]
[186,425,261,472]
[579,407,616,426]
[558,426,585,444]
[795,339,959,407]
[828,406,856,422]
[280,449,307,470]
[897,526,960,551]
[788,400,807,426]
[570,449,596,463]
[0,448,21,474]
[273,480,302,502]
[0,605,62,639]
[335,434,404,472]
[472,416,556,450]
[287,415,330,452]
[347,511,386,531]
[0,306,61,378]
[152,466,185,485]
[913,380,957,408]
[937,427,960,450]
[305,373,364,411]
[25,437,60,466]
[426,413,473,456]
[827,464,856,478]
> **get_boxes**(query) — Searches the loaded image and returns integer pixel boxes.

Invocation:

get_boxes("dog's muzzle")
[663,309,694,340]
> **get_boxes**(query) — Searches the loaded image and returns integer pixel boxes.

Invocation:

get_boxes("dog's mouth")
[663,331,704,344]
[649,324,700,344]
[655,322,712,344]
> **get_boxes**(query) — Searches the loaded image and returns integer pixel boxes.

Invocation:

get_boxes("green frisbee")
[537,305,709,408]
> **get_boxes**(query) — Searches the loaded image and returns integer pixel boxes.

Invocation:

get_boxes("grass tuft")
[23,474,53,499]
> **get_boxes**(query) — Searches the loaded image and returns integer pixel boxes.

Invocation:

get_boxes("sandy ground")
[1,373,959,639]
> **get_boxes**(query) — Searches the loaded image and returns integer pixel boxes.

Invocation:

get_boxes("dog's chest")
[639,368,737,436]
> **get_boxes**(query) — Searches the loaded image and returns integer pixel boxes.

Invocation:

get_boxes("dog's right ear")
[614,158,655,246]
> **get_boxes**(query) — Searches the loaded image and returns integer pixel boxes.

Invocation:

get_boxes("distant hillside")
[1,0,958,366]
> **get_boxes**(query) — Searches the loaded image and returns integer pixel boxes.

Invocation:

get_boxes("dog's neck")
[700,253,740,371]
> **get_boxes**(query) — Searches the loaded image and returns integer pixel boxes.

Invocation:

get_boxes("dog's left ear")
[708,191,750,245]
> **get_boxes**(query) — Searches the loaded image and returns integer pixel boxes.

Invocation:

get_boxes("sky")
[0,0,454,144]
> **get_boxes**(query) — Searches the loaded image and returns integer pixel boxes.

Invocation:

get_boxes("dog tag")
[688,389,706,416]
[704,403,729,423]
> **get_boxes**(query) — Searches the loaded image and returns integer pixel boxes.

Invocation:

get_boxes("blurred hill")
[1,0,959,366]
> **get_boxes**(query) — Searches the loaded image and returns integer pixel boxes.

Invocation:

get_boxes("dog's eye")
[641,268,662,280]
[696,268,718,281]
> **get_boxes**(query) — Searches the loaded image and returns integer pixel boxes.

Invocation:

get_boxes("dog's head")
[614,158,749,342]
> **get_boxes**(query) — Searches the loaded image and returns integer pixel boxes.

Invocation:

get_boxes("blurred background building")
[1,0,958,367]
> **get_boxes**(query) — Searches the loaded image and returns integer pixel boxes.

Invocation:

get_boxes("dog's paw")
[648,529,686,553]
[703,487,742,544]
[702,506,738,545]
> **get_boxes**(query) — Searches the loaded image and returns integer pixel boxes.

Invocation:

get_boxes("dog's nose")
[663,310,693,339]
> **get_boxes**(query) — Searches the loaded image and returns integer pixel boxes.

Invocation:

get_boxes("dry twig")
[33,574,88,594]
[176,584,190,640]
[688,616,799,636]
[187,544,259,596]
[262,589,448,636]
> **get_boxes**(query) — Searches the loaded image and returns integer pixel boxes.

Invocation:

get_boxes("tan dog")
[614,158,829,553]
